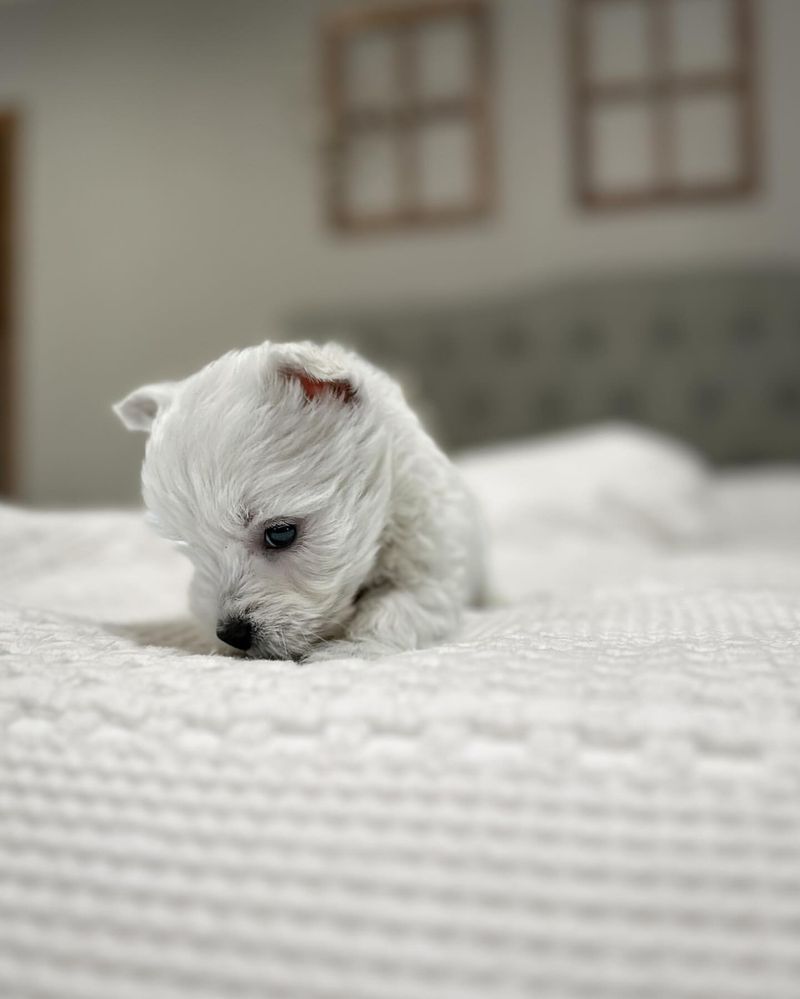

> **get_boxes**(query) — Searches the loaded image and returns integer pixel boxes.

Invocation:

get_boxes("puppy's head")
[115,341,391,659]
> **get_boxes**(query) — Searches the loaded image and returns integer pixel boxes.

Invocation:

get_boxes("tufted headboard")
[289,266,800,464]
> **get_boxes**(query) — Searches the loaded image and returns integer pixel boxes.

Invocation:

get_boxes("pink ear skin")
[283,368,357,404]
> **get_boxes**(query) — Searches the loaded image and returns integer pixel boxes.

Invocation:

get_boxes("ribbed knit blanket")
[1,429,799,999]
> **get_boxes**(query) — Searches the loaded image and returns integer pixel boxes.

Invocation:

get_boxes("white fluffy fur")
[115,341,484,661]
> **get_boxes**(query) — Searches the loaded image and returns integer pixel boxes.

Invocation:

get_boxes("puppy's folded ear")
[281,367,356,404]
[273,343,358,404]
[113,381,178,432]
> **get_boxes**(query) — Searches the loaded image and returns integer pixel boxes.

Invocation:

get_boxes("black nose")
[216,617,252,651]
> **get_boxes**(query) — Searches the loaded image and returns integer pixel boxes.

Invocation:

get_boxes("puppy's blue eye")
[264,522,297,549]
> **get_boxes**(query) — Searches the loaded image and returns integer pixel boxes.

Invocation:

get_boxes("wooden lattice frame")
[568,0,760,210]
[322,0,494,233]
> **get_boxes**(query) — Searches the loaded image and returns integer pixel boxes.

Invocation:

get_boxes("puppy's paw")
[302,639,396,663]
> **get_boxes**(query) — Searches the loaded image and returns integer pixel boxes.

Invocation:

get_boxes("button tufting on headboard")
[496,323,530,359]
[650,315,684,349]
[691,382,727,421]
[773,383,800,416]
[730,311,765,346]
[568,321,604,356]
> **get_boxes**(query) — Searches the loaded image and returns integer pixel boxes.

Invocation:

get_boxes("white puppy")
[115,340,484,661]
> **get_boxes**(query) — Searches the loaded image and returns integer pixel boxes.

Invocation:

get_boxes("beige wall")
[1,0,799,505]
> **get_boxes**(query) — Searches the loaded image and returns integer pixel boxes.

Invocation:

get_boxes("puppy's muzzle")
[216,617,252,652]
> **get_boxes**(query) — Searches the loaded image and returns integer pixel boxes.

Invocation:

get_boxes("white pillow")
[456,423,710,544]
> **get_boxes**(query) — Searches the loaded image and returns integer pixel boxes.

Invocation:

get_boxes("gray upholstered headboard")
[289,266,800,464]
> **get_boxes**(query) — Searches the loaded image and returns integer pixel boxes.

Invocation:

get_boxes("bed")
[2,422,800,999]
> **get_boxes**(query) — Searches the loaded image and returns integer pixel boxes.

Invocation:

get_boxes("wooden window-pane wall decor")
[569,0,759,210]
[323,0,494,233]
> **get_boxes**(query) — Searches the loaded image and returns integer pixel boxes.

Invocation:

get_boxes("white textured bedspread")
[2,431,800,999]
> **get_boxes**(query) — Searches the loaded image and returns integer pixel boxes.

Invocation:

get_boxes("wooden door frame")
[0,111,17,496]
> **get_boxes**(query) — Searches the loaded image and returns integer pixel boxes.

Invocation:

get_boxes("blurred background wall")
[0,0,798,504]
